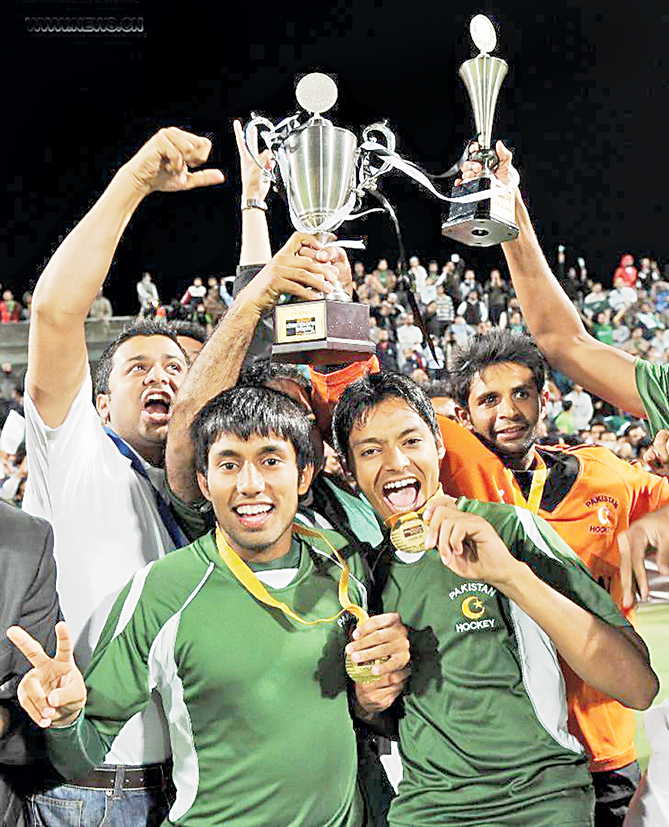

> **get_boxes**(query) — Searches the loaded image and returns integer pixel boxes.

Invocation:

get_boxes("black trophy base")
[272,299,376,366]
[441,175,519,247]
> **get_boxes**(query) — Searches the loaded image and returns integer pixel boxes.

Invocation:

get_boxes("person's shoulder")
[0,501,51,547]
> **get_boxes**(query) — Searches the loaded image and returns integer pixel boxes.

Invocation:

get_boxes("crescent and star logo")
[598,506,612,526]
[461,596,485,620]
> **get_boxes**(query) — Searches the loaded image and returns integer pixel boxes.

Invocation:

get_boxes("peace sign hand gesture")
[6,621,86,728]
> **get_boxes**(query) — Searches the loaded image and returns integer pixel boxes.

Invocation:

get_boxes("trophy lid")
[470,15,497,55]
[296,72,338,116]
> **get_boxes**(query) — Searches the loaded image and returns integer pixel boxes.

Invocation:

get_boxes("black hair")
[94,321,186,395]
[238,357,312,394]
[425,380,452,400]
[168,320,208,344]
[193,385,316,476]
[449,329,547,408]
[332,372,439,463]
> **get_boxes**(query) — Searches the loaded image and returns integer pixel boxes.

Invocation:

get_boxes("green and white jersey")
[381,498,627,827]
[635,357,669,435]
[48,530,368,827]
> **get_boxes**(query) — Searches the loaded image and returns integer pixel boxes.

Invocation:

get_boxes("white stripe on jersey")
[147,562,214,822]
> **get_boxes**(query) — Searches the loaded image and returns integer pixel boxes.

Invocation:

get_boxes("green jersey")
[380,498,627,827]
[47,531,368,827]
[635,357,669,435]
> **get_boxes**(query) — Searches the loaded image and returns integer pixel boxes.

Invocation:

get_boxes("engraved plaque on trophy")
[245,73,396,365]
[441,15,519,247]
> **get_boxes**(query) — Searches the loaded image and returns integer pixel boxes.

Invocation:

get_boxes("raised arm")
[165,232,339,502]
[462,143,644,416]
[424,497,658,710]
[234,119,273,266]
[27,128,224,428]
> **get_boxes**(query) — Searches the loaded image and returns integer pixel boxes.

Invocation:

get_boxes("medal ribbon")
[214,524,369,625]
[506,454,547,514]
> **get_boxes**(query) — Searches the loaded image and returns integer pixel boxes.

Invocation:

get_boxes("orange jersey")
[438,415,669,772]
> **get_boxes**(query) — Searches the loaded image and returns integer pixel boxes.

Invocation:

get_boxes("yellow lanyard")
[506,454,547,514]
[214,525,369,626]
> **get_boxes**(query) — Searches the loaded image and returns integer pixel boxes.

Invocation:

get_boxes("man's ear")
[298,464,315,497]
[96,393,111,425]
[435,432,446,462]
[539,388,550,422]
[197,470,211,502]
[455,404,473,430]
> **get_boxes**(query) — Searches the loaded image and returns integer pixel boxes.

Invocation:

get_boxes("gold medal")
[389,511,430,554]
[345,653,388,685]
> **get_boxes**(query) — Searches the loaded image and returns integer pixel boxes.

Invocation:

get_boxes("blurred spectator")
[204,279,226,326]
[423,335,445,378]
[0,363,19,402]
[435,284,455,328]
[613,253,638,288]
[457,290,488,326]
[593,309,616,345]
[451,315,474,348]
[136,271,159,316]
[583,282,609,320]
[352,261,366,286]
[396,313,424,353]
[409,255,428,295]
[400,347,425,376]
[376,329,399,372]
[563,384,594,432]
[554,399,576,435]
[458,269,480,301]
[368,316,383,345]
[608,275,637,314]
[0,290,21,323]
[372,258,394,290]
[483,269,509,325]
[424,301,445,340]
[410,367,430,386]
[21,291,32,321]
[88,289,113,322]
[180,276,207,311]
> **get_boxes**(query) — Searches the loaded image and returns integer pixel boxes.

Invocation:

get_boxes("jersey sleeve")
[635,358,669,436]
[47,564,165,779]
[515,508,629,629]
[625,457,669,523]
[462,499,629,629]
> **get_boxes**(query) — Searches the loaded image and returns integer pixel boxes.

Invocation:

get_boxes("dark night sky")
[3,0,669,314]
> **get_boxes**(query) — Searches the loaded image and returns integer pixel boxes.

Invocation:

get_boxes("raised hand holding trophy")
[245,73,396,365]
[441,15,519,246]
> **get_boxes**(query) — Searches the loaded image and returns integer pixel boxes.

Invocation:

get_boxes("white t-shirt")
[23,369,173,766]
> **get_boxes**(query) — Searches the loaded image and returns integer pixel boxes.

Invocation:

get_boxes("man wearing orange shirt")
[438,328,669,827]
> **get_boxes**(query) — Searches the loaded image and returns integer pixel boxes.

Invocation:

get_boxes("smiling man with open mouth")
[332,371,657,827]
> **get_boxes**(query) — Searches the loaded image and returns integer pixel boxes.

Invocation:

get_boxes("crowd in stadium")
[0,122,667,827]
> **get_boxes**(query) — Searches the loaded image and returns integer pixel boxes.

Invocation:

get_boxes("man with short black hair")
[332,371,658,827]
[22,126,223,822]
[441,327,669,825]
[11,386,410,827]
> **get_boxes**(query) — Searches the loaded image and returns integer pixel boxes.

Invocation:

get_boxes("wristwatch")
[241,198,268,212]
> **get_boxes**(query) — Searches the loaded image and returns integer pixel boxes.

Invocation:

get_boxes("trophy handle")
[244,116,278,182]
[360,122,397,188]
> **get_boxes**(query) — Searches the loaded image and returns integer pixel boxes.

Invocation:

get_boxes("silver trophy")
[441,15,519,246]
[245,73,396,364]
